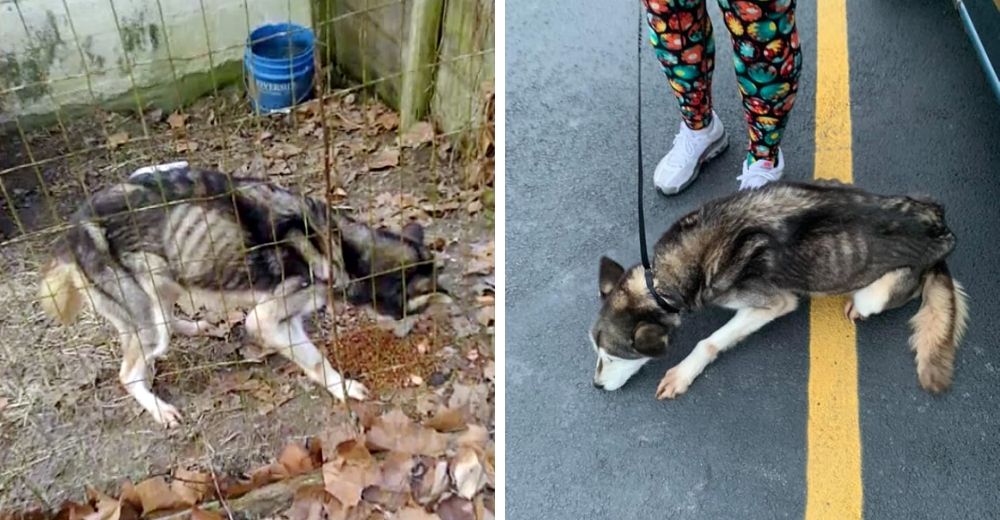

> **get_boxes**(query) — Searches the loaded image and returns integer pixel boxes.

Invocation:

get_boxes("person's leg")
[644,0,729,195]
[718,0,802,189]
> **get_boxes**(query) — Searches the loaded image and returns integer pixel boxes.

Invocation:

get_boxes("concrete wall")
[1,0,495,142]
[0,0,310,124]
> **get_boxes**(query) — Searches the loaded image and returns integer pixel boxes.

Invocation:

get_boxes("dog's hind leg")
[90,288,182,427]
[245,281,368,402]
[845,268,920,322]
[657,291,798,400]
[118,329,182,427]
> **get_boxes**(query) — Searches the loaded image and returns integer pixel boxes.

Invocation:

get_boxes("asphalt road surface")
[505,0,1000,518]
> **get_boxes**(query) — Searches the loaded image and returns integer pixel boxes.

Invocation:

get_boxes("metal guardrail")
[956,0,1000,103]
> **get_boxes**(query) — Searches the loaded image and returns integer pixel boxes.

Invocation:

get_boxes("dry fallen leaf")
[376,452,414,493]
[145,108,164,123]
[268,142,303,159]
[107,132,129,149]
[354,452,414,511]
[57,501,95,520]
[0,397,8,412]
[396,507,441,520]
[268,158,291,175]
[435,496,475,520]
[475,306,494,327]
[190,507,225,520]
[467,200,483,214]
[457,425,490,451]
[307,436,324,468]
[376,111,400,131]
[167,112,188,129]
[323,464,368,508]
[368,147,400,170]
[285,485,336,520]
[322,439,377,508]
[279,443,317,476]
[426,407,466,433]
[117,481,142,511]
[320,423,360,462]
[483,446,495,489]
[464,241,494,276]
[361,485,409,512]
[366,409,448,457]
[170,468,212,506]
[175,140,199,153]
[298,121,318,137]
[450,448,485,500]
[402,122,435,147]
[410,457,450,506]
[410,374,425,386]
[218,459,288,499]
[133,476,188,514]
[451,315,480,339]
[83,485,124,520]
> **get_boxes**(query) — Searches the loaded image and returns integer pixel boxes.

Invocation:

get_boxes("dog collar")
[644,268,680,314]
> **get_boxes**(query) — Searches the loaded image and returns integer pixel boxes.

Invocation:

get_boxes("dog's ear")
[633,322,668,357]
[599,256,624,298]
[402,222,424,244]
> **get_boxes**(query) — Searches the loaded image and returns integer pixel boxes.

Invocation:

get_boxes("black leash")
[636,7,680,314]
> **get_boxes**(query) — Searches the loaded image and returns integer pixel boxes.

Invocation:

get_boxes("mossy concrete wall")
[2,0,495,143]
[0,0,309,125]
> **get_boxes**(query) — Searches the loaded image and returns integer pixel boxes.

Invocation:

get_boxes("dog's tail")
[37,247,87,325]
[909,261,969,393]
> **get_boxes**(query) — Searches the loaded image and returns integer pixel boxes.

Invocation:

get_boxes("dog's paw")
[150,401,182,428]
[844,300,862,322]
[656,365,693,400]
[330,379,369,402]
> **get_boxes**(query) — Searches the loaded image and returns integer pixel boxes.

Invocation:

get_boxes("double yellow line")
[806,0,862,518]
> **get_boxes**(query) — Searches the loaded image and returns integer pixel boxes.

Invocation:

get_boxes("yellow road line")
[805,0,863,518]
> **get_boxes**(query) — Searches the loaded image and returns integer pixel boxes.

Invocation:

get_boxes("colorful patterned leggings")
[643,0,801,163]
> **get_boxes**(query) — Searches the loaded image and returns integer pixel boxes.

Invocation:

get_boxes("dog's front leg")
[245,283,368,402]
[657,293,798,400]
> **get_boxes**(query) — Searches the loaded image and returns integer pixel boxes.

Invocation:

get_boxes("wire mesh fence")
[0,0,494,516]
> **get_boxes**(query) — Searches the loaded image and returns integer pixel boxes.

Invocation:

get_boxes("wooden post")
[399,0,445,130]
[431,0,494,154]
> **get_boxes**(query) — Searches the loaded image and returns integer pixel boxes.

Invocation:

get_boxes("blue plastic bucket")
[244,23,315,113]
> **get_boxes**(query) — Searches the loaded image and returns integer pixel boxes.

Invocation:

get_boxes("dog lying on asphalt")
[591,180,969,399]
[38,163,449,427]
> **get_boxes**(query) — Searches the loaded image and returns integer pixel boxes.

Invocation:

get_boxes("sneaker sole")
[656,128,729,196]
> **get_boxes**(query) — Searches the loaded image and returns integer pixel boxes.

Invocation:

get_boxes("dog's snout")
[592,380,604,390]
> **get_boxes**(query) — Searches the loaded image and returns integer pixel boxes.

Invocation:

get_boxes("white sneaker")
[737,149,784,190]
[653,112,728,195]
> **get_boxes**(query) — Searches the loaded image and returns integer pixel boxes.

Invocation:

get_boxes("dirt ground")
[0,86,495,512]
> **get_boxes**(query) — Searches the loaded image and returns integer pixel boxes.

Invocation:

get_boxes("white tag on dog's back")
[129,161,189,180]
